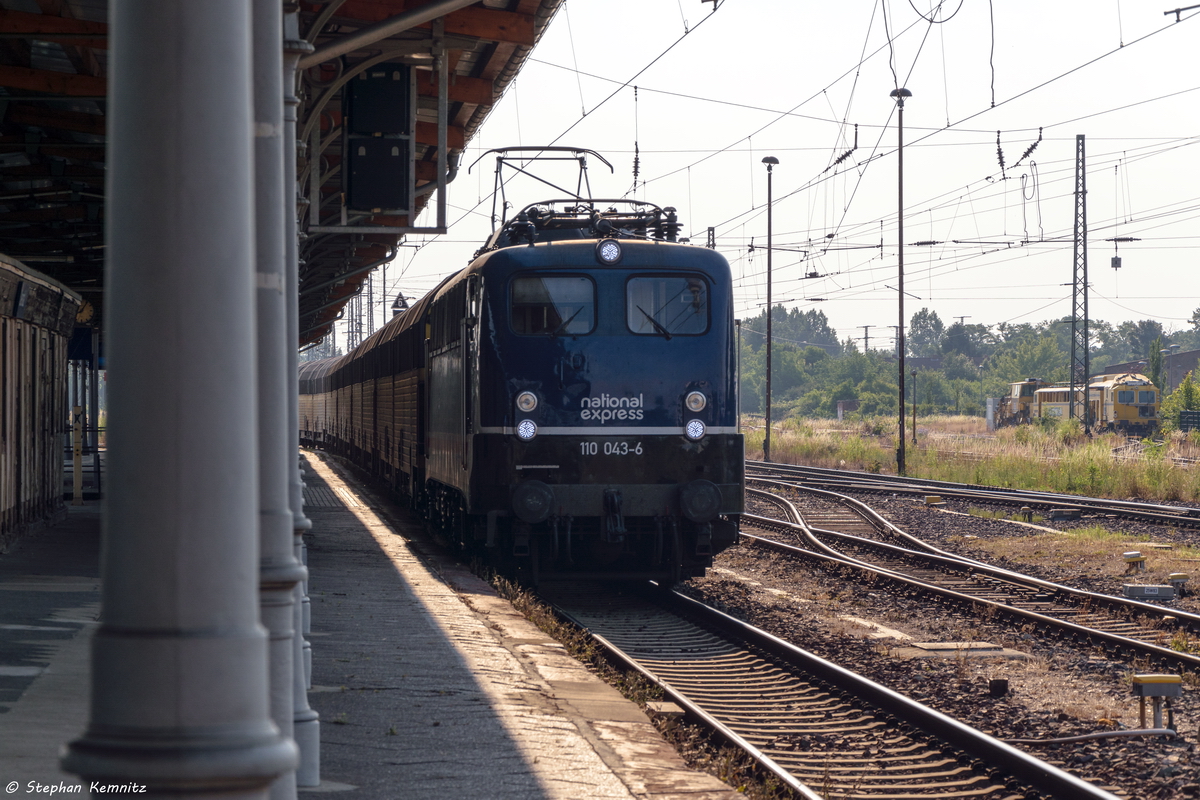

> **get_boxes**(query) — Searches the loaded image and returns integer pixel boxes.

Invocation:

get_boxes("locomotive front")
[428,202,743,582]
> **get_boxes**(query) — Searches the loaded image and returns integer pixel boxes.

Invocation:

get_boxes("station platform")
[0,453,738,800]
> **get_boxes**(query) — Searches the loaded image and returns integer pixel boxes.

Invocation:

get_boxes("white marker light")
[685,419,706,440]
[595,239,622,265]
[517,419,538,440]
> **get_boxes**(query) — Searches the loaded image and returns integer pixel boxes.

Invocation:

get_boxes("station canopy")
[0,0,563,344]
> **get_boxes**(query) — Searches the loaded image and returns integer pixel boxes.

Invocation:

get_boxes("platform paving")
[0,455,738,800]
[300,453,738,799]
[0,502,99,791]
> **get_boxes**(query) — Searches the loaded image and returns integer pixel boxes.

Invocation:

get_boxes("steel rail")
[747,460,1200,526]
[750,458,1200,518]
[548,585,1120,800]
[811,525,1181,652]
[749,481,1200,635]
[740,513,1200,672]
[749,478,995,567]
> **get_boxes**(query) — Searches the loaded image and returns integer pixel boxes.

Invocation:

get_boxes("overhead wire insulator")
[996,130,1006,179]
[631,85,641,191]
[1012,127,1042,170]
[825,123,859,173]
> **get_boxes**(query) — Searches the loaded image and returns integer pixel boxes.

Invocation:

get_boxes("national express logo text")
[579,393,644,423]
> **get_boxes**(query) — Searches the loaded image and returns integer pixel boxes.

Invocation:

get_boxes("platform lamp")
[890,87,911,474]
[762,155,779,461]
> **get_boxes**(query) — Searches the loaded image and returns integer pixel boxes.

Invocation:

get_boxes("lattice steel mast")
[1070,134,1091,432]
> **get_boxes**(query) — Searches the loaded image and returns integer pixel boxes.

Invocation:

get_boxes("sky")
[351,0,1200,353]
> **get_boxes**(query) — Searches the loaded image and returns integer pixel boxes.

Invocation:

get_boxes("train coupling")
[513,527,530,557]
[603,489,626,542]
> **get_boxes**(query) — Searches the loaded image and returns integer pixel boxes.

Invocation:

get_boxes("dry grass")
[961,525,1200,589]
[962,655,1136,728]
[746,414,1200,503]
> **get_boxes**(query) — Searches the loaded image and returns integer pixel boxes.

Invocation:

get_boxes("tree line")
[738,306,1200,424]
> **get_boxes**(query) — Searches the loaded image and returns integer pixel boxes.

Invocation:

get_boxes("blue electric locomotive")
[300,157,742,583]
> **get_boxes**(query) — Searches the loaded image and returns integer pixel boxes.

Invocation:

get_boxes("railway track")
[746,460,1200,530]
[544,582,1120,800]
[743,482,1200,673]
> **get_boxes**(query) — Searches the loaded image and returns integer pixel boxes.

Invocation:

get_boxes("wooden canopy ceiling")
[0,0,563,344]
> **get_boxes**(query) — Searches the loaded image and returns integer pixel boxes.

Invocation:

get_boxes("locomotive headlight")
[680,479,721,523]
[516,419,538,440]
[516,391,538,412]
[685,419,706,440]
[513,480,554,524]
[685,391,707,412]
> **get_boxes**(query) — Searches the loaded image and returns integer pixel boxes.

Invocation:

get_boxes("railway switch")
[1131,674,1181,730]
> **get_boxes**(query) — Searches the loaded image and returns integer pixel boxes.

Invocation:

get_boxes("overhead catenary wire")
[392,4,1200,344]
[562,3,586,117]
[721,134,1198,269]
[730,169,1200,320]
[394,3,728,266]
[705,13,1197,248]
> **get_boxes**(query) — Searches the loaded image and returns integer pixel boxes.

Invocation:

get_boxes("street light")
[762,155,778,461]
[979,363,985,415]
[890,87,911,474]
[911,367,917,444]
[1162,344,1181,393]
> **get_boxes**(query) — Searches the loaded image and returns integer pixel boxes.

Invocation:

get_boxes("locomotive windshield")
[511,275,595,335]
[1117,389,1156,404]
[626,275,708,336]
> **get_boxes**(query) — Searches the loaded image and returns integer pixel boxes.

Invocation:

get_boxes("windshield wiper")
[637,305,672,340]
[547,306,583,337]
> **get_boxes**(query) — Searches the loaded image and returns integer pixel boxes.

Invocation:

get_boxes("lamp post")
[911,367,917,444]
[979,363,985,415]
[890,87,911,474]
[762,155,778,461]
[1161,345,1180,393]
